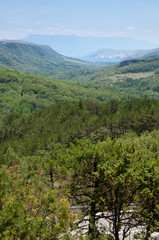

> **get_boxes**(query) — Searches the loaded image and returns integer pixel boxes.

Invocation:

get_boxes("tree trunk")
[88,199,96,237]
[50,166,54,189]
[144,223,151,240]
[114,208,120,240]
[88,160,99,239]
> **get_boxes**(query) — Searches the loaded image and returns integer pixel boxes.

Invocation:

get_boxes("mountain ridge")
[83,48,159,62]
[20,34,159,58]
[0,40,107,76]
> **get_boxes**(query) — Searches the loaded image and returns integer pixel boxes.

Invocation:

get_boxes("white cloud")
[35,21,42,25]
[26,29,33,33]
[46,27,53,31]
[127,26,136,30]
[43,26,114,37]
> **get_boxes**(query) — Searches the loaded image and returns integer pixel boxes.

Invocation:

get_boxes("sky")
[1,0,159,43]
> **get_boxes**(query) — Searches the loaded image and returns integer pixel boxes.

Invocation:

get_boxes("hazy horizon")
[1,0,159,44]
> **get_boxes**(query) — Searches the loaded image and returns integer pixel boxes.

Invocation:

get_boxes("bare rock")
[149,232,159,240]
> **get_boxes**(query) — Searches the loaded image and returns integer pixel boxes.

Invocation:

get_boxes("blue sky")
[1,0,159,43]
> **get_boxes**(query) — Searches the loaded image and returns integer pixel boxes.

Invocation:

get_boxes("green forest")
[0,42,159,240]
[1,98,159,240]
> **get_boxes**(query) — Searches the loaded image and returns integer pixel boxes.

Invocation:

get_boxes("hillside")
[0,65,125,123]
[54,55,159,97]
[2,54,159,124]
[0,40,107,76]
[1,40,159,240]
[1,98,159,240]
[1,98,159,157]
[55,55,159,80]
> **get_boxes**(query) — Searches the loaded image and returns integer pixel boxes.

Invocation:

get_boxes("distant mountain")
[83,48,159,62]
[0,40,103,76]
[20,35,159,58]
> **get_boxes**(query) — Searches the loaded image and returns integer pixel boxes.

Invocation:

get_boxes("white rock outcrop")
[149,232,159,240]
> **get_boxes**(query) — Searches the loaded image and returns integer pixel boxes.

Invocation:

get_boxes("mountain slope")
[53,55,159,100]
[0,40,101,76]
[2,55,159,123]
[1,98,159,157]
[54,55,159,81]
[1,52,159,125]
[117,55,159,72]
[0,64,125,123]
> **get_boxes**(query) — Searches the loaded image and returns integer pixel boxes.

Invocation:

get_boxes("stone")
[149,232,159,240]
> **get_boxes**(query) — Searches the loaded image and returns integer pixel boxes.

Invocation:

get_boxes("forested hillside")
[54,55,159,100]
[1,43,159,239]
[2,55,159,125]
[2,0,159,238]
[54,55,159,82]
[0,65,120,122]
[0,98,159,157]
[0,40,108,76]
[1,99,159,239]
